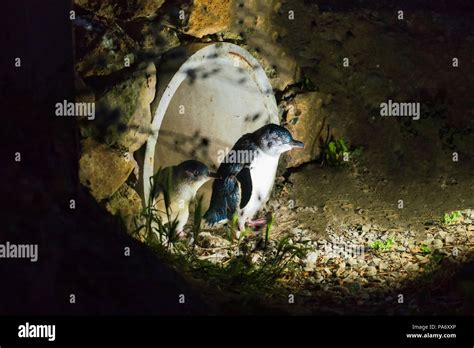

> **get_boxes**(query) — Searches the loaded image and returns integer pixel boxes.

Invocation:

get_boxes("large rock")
[74,16,138,77]
[82,62,156,153]
[229,0,301,91]
[113,62,156,153]
[122,19,180,57]
[74,0,165,20]
[106,183,143,233]
[185,0,233,38]
[284,92,331,167]
[79,138,134,200]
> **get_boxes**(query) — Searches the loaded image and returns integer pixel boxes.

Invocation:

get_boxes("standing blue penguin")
[152,160,219,237]
[204,124,303,233]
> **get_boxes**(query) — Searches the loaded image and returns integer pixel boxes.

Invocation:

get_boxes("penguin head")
[256,124,304,156]
[175,160,219,191]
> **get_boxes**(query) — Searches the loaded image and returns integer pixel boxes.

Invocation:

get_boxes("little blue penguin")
[204,123,304,233]
[152,160,219,237]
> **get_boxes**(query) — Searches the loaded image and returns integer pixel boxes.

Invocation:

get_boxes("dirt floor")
[284,147,474,238]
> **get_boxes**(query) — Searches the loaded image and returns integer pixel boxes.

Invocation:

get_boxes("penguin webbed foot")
[176,229,186,240]
[247,218,267,229]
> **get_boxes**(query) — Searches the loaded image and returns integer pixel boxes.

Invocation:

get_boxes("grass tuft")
[442,211,462,225]
[370,238,395,252]
[322,138,363,167]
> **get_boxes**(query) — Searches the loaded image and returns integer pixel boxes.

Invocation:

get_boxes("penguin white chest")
[241,152,279,219]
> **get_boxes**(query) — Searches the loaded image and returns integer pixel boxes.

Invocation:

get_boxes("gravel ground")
[190,191,474,314]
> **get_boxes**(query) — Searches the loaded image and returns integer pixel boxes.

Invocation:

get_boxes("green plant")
[351,146,364,157]
[238,227,252,245]
[442,211,462,225]
[133,168,181,249]
[224,213,239,243]
[264,213,275,249]
[422,249,446,273]
[370,238,394,252]
[431,249,445,264]
[191,195,204,249]
[323,138,362,166]
[420,244,431,254]
[303,76,315,91]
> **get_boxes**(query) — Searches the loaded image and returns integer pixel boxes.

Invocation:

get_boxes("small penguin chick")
[152,160,218,238]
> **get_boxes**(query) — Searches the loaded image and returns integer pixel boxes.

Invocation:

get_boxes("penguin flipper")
[236,167,252,209]
[205,133,258,225]
[151,167,175,197]
[204,176,241,225]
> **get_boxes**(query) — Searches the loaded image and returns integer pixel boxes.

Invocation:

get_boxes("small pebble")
[406,263,419,272]
[303,251,319,271]
[366,266,377,276]
[445,235,455,243]
[432,239,443,249]
[438,231,447,239]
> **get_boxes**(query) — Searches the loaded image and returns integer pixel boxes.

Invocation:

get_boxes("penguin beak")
[290,140,304,148]
[208,172,221,179]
